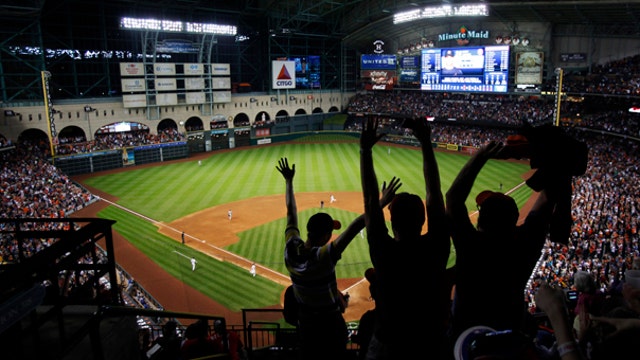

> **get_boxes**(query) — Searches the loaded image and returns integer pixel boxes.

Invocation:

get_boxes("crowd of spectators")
[3,92,639,303]
[2,53,640,358]
[0,137,163,313]
[0,139,94,222]
[210,121,228,129]
[527,130,639,305]
[347,90,640,139]
[55,127,185,156]
[542,54,640,96]
[347,91,562,127]
[345,90,640,311]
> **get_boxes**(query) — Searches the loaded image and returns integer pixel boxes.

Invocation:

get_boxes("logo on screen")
[277,65,292,80]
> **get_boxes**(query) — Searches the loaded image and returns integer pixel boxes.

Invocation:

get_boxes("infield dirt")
[72,149,534,326]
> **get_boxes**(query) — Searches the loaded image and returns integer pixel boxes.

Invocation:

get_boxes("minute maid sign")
[438,26,489,45]
[272,60,296,89]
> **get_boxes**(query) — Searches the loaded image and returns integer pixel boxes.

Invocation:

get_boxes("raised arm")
[360,116,387,237]
[405,117,445,230]
[535,283,585,360]
[276,157,298,231]
[446,141,503,228]
[332,177,401,254]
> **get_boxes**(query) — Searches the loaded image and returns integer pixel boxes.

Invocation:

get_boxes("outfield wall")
[54,142,189,175]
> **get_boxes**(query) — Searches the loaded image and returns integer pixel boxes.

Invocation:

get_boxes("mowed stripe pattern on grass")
[100,205,283,311]
[85,141,531,310]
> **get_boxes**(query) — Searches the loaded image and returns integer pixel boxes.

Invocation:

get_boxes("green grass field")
[83,139,532,311]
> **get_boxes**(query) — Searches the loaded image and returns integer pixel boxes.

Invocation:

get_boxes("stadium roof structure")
[3,0,640,54]
[2,0,640,100]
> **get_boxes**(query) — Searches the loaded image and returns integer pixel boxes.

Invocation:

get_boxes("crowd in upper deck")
[1,54,640,359]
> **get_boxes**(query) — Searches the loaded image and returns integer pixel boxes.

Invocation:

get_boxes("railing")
[241,308,360,360]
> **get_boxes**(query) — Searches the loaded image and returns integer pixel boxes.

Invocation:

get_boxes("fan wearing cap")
[276,157,400,360]
[446,141,557,349]
[360,115,451,358]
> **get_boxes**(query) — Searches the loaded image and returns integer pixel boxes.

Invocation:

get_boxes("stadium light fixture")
[120,17,237,36]
[393,3,488,24]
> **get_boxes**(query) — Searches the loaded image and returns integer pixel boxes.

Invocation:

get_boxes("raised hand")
[360,116,385,151]
[478,141,505,160]
[276,157,295,181]
[404,116,431,144]
[380,177,402,207]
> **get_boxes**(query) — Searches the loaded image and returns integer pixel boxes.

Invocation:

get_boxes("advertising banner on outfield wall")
[272,61,296,89]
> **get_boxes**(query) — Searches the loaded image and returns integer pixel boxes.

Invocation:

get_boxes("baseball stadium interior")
[2,0,640,359]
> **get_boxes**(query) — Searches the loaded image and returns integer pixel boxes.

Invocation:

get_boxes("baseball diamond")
[71,140,534,325]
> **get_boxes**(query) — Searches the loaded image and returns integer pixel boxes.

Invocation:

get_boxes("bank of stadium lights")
[120,17,236,36]
[393,4,488,24]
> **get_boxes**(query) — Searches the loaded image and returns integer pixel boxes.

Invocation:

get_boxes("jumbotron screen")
[420,45,510,93]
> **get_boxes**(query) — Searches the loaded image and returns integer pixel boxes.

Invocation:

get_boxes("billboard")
[153,63,176,76]
[420,45,510,93]
[292,56,321,89]
[361,54,398,70]
[121,78,146,92]
[119,63,144,76]
[515,52,544,85]
[210,63,231,75]
[361,70,396,90]
[272,61,296,89]
[183,63,204,75]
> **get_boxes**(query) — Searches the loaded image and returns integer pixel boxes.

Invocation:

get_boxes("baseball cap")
[307,213,341,235]
[476,190,518,214]
[364,268,376,283]
[476,190,509,207]
[476,190,519,229]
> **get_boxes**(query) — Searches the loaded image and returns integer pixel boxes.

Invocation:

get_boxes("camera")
[469,330,531,359]
[564,290,578,312]
[565,290,578,302]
